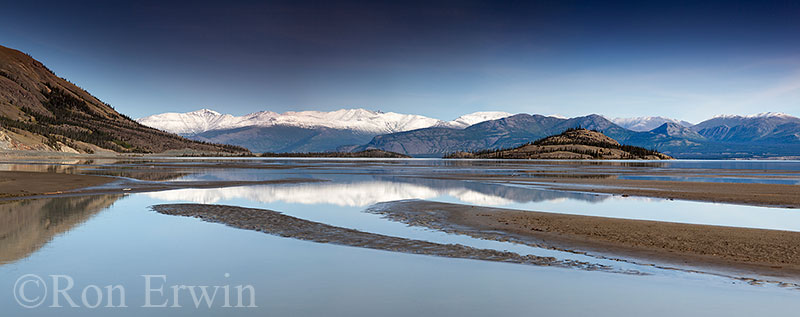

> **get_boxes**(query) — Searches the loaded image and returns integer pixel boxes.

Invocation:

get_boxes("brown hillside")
[0,44,249,154]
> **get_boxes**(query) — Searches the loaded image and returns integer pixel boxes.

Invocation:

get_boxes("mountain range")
[138,109,513,135]
[137,109,512,152]
[138,109,800,158]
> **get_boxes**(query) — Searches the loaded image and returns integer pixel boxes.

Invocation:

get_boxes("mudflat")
[427,174,800,208]
[371,200,800,279]
[0,171,112,197]
[151,203,634,273]
[525,177,800,208]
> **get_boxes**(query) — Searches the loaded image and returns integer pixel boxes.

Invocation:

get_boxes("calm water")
[1,158,799,316]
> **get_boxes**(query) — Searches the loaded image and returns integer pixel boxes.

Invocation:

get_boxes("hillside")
[0,45,249,154]
[445,128,672,160]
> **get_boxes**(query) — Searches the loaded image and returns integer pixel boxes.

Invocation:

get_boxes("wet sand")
[0,170,327,200]
[370,200,800,280]
[522,178,800,208]
[151,203,638,274]
[0,171,113,198]
[1,178,327,200]
[429,174,800,208]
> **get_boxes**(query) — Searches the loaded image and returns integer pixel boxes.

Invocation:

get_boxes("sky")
[1,0,799,123]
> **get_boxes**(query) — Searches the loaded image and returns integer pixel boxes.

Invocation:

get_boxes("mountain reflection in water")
[145,176,606,206]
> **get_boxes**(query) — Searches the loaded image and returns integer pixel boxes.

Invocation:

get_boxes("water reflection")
[145,176,607,206]
[0,195,122,264]
[144,173,800,232]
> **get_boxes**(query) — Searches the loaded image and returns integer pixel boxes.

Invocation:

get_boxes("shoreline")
[0,171,114,198]
[511,177,800,208]
[369,200,800,281]
[0,170,326,201]
[425,174,800,208]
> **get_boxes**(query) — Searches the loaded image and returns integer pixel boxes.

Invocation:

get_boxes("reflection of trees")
[0,195,123,265]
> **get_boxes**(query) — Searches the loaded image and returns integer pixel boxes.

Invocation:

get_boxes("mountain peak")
[446,111,513,128]
[191,108,222,116]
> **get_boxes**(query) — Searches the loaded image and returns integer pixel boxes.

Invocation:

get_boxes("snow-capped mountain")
[137,108,800,158]
[693,112,800,132]
[690,112,800,143]
[443,111,514,128]
[136,109,240,135]
[137,108,513,135]
[610,116,693,132]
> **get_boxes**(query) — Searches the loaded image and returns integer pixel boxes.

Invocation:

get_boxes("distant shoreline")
[259,149,410,158]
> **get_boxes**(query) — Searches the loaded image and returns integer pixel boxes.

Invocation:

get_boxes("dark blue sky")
[2,0,799,122]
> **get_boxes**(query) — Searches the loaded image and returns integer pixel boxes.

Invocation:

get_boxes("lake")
[1,158,799,316]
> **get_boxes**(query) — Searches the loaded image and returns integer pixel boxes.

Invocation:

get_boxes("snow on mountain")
[272,109,444,133]
[136,109,243,135]
[694,112,800,132]
[711,112,798,120]
[610,116,693,132]
[546,114,568,119]
[444,111,514,128]
[690,112,800,143]
[137,108,514,135]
